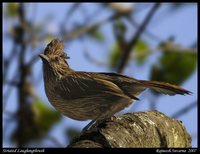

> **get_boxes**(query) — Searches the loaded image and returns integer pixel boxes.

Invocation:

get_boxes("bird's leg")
[82,102,127,134]
[110,115,117,121]
[81,118,106,134]
[82,115,117,134]
[82,120,96,133]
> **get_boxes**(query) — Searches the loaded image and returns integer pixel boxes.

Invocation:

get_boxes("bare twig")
[83,49,107,67]
[3,42,18,82]
[113,20,127,53]
[4,80,19,86]
[61,3,81,31]
[65,3,80,22]
[62,12,129,41]
[27,54,40,67]
[127,17,164,42]
[172,101,197,119]
[3,111,16,141]
[81,4,105,23]
[117,3,161,73]
[3,68,19,111]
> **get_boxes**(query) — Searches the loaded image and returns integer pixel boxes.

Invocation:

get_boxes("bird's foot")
[81,116,116,134]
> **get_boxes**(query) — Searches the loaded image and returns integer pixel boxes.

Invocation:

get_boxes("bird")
[39,38,191,130]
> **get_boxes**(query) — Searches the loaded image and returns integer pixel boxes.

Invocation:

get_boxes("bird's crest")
[44,39,65,56]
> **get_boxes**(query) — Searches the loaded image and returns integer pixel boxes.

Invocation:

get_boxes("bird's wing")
[54,72,132,100]
[86,72,144,99]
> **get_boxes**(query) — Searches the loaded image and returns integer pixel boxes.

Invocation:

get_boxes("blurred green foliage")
[11,99,61,145]
[133,40,150,64]
[88,28,104,41]
[33,99,61,132]
[114,19,127,34]
[109,43,121,69]
[150,50,197,95]
[5,3,19,17]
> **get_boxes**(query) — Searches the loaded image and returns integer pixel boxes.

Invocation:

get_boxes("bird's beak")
[39,54,49,62]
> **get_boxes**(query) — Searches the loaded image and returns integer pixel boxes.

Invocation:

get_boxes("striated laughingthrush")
[39,39,191,128]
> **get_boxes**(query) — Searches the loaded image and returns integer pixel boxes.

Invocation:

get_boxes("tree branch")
[128,17,164,42]
[117,3,160,73]
[62,11,129,41]
[68,111,191,148]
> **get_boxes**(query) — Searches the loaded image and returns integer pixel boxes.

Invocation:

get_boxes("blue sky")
[3,3,197,147]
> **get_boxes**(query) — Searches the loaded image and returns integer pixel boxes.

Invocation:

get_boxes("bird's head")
[39,39,71,77]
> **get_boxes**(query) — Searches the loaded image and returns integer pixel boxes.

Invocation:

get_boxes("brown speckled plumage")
[39,39,191,122]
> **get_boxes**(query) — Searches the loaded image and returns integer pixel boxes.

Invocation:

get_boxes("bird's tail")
[139,80,192,95]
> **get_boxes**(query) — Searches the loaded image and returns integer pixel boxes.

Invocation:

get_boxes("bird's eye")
[54,57,59,62]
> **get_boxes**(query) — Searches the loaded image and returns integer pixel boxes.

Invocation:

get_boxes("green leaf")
[5,3,19,17]
[109,43,122,68]
[88,28,104,41]
[150,51,197,94]
[133,40,150,64]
